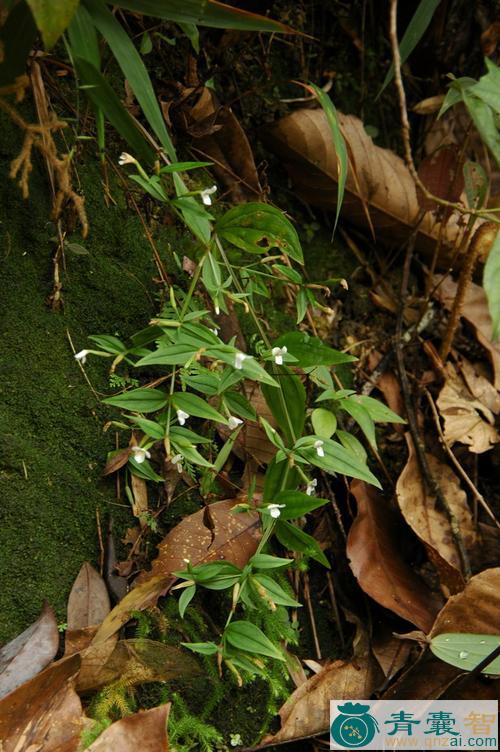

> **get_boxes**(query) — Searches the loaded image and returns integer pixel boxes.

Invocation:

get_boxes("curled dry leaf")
[260,657,381,747]
[0,602,59,699]
[103,447,130,476]
[131,473,149,525]
[430,567,500,639]
[264,109,473,264]
[87,703,170,752]
[396,433,476,593]
[436,362,499,453]
[0,654,82,752]
[136,498,261,587]
[347,480,441,632]
[434,275,500,390]
[92,500,260,644]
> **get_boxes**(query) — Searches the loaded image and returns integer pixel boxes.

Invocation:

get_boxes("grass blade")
[378,0,441,97]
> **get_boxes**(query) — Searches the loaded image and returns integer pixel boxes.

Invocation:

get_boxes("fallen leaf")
[0,602,59,699]
[430,567,500,638]
[436,362,499,453]
[434,275,500,390]
[0,654,82,752]
[396,433,476,593]
[87,704,170,752]
[382,651,464,700]
[93,500,260,644]
[103,447,130,476]
[347,480,441,632]
[131,473,149,525]
[217,382,276,466]
[417,145,464,211]
[372,631,412,681]
[67,562,111,631]
[260,657,381,747]
[264,109,473,263]
[457,356,500,414]
[78,638,200,692]
[136,498,261,587]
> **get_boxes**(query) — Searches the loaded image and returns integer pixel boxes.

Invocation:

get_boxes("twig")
[96,507,105,576]
[439,222,497,360]
[394,235,472,579]
[424,387,500,528]
[326,571,345,649]
[303,572,322,660]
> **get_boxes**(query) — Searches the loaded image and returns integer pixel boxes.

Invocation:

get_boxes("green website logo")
[330,702,380,748]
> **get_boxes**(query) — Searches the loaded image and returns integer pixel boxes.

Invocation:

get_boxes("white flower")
[74,349,89,364]
[306,478,317,496]
[200,185,217,205]
[267,503,286,519]
[118,152,137,166]
[228,415,243,430]
[177,409,189,426]
[234,352,248,370]
[130,445,151,464]
[210,328,219,336]
[170,453,183,473]
[215,304,220,315]
[314,440,325,458]
[271,346,287,365]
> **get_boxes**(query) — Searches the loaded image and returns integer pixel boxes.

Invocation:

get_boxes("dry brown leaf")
[396,433,476,592]
[260,657,381,747]
[67,562,110,631]
[264,109,472,263]
[77,639,200,693]
[417,145,464,211]
[0,602,59,699]
[430,567,500,638]
[347,480,441,632]
[103,447,130,476]
[217,382,276,466]
[434,276,500,389]
[0,654,82,752]
[382,650,464,700]
[136,498,261,587]
[87,704,170,752]
[436,362,499,453]
[131,473,149,525]
[372,631,412,681]
[458,356,500,414]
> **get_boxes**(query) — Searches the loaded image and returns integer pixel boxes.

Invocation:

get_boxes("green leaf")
[339,398,377,448]
[172,392,227,423]
[104,387,168,413]
[129,457,164,482]
[275,521,330,568]
[253,575,301,607]
[430,633,500,675]
[178,585,196,618]
[216,203,303,264]
[471,58,500,114]
[263,457,299,502]
[72,57,153,163]
[113,0,294,33]
[178,21,199,53]
[68,5,100,68]
[224,621,284,661]
[172,441,213,468]
[463,161,488,209]
[183,370,220,396]
[273,490,329,520]
[169,425,212,445]
[483,229,500,341]
[274,331,355,368]
[223,391,257,421]
[261,365,306,444]
[259,418,286,450]
[296,287,308,324]
[172,173,212,245]
[311,407,337,438]
[207,347,279,387]
[127,415,165,439]
[336,430,367,462]
[181,641,218,655]
[26,0,80,48]
[84,0,176,160]
[250,554,293,570]
[463,91,500,166]
[295,436,381,488]
[88,334,126,354]
[307,83,347,235]
[159,161,212,173]
[353,395,406,424]
[136,344,198,367]
[378,0,441,96]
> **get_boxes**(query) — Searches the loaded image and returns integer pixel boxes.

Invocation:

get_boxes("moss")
[0,111,184,642]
